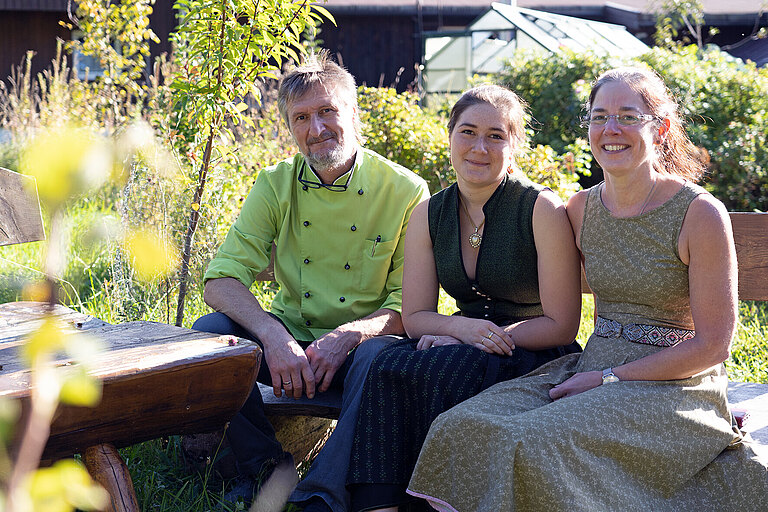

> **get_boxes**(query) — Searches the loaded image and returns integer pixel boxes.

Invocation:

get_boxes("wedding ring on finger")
[487,331,495,340]
[282,380,292,387]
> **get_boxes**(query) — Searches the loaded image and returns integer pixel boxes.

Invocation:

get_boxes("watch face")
[602,374,620,384]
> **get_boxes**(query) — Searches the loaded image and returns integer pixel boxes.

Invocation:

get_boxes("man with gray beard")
[192,52,429,511]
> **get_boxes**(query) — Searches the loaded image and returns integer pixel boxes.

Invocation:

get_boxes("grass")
[727,301,768,383]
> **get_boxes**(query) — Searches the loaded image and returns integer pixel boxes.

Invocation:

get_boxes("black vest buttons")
[303,221,310,227]
[350,225,356,231]
[305,320,311,326]
[358,189,364,195]
[304,258,310,264]
[344,263,350,270]
[304,292,310,298]
[339,297,345,302]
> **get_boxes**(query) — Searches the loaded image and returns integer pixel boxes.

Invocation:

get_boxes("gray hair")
[277,51,361,138]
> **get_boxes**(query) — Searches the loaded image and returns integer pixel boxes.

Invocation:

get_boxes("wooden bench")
[258,212,768,448]
[0,167,262,512]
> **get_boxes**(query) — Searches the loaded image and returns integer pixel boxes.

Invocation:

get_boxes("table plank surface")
[1,302,262,460]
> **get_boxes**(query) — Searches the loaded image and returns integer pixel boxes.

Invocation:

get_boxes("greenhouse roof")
[424,2,649,93]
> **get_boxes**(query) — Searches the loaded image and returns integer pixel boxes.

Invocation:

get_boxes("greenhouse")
[423,1,649,93]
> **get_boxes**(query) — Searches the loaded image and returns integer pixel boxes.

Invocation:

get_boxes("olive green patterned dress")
[406,182,768,512]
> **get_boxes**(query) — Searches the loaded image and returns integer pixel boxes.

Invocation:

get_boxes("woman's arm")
[502,190,582,349]
[615,194,736,378]
[401,201,514,355]
[551,194,737,398]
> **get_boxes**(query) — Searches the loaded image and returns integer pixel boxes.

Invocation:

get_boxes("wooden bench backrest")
[730,212,768,302]
[0,167,45,246]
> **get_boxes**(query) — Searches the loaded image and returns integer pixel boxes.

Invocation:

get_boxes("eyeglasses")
[583,114,656,127]
[298,165,349,192]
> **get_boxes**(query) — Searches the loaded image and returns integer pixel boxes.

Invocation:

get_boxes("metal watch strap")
[602,367,620,384]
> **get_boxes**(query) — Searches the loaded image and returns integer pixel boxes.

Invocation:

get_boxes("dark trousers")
[192,312,290,475]
[192,311,396,512]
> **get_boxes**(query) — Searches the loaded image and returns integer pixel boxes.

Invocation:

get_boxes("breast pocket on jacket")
[360,237,397,294]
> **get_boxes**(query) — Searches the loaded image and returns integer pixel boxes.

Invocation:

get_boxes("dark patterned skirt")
[346,339,581,511]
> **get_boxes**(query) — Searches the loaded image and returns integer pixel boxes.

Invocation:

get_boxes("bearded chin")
[304,144,351,173]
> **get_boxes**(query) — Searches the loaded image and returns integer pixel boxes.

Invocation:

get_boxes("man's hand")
[305,327,361,393]
[264,337,316,399]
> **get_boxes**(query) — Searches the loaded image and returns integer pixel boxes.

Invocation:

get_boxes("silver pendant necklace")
[460,197,485,249]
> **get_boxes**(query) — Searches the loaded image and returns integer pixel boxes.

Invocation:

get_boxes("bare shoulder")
[683,192,730,235]
[564,188,591,240]
[565,189,589,216]
[679,191,733,265]
[405,199,431,239]
[532,189,569,230]
[411,197,430,222]
[533,188,565,213]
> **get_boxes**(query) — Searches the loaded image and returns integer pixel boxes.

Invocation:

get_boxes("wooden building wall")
[0,10,70,82]
[0,1,175,85]
[320,12,477,92]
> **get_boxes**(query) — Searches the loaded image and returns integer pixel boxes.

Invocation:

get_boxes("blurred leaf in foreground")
[124,229,176,280]
[19,126,111,211]
[23,459,109,512]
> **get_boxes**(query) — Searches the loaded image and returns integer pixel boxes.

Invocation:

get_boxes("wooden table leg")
[83,443,140,512]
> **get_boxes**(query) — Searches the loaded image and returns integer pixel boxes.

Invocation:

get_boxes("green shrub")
[493,45,768,211]
[639,46,768,211]
[494,50,610,153]
[358,86,451,192]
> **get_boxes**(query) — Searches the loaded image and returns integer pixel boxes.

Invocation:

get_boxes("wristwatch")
[602,367,620,384]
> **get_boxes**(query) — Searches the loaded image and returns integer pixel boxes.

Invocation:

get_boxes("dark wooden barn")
[0,0,176,84]
[319,0,767,92]
[317,1,495,92]
[0,0,765,91]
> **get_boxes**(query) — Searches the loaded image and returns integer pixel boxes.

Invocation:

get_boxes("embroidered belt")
[594,316,695,347]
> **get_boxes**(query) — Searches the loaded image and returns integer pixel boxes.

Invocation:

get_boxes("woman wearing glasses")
[405,67,768,511]
[345,84,583,512]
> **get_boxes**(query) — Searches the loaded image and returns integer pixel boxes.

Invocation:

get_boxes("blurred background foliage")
[493,44,768,211]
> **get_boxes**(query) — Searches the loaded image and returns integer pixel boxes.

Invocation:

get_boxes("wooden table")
[1,301,262,511]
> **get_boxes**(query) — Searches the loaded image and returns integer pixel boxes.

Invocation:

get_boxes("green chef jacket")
[204,147,430,342]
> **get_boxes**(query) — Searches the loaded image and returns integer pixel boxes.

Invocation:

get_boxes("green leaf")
[311,4,335,24]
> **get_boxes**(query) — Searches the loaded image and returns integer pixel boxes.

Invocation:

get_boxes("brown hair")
[277,50,361,138]
[448,84,528,151]
[587,67,706,182]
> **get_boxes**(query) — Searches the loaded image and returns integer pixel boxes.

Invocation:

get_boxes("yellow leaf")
[21,281,51,302]
[0,396,20,442]
[21,317,65,367]
[234,102,248,113]
[191,202,200,211]
[59,367,102,407]
[124,229,176,280]
[20,126,110,210]
[25,460,109,512]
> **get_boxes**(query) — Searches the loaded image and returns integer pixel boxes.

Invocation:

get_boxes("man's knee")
[351,335,400,367]
[192,312,259,343]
